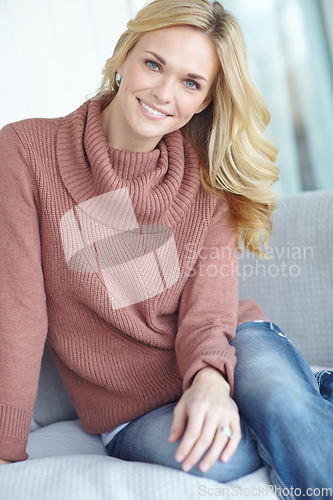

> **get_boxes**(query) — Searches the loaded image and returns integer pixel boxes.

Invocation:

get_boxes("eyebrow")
[145,51,208,82]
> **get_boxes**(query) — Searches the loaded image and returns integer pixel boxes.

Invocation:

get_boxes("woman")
[0,0,332,497]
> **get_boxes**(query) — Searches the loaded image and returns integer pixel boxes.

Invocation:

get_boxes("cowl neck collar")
[57,99,201,225]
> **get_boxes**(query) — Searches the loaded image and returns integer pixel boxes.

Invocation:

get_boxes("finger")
[174,407,206,464]
[200,420,241,472]
[198,431,229,472]
[220,424,241,463]
[180,414,219,472]
[168,400,187,443]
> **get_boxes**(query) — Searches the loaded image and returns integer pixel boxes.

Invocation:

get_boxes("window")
[222,0,333,194]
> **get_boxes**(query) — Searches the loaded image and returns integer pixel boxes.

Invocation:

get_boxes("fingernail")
[176,453,184,462]
[222,454,230,463]
[182,462,191,472]
[200,462,209,472]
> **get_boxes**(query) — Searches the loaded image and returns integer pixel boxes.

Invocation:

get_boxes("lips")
[138,99,170,118]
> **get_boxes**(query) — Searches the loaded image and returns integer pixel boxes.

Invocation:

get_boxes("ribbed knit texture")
[0,99,266,462]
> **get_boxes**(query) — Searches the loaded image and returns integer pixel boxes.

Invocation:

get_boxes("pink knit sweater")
[0,100,266,462]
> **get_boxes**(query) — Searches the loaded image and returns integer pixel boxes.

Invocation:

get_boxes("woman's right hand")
[0,459,12,465]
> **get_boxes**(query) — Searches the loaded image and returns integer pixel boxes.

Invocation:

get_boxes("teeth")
[139,99,166,117]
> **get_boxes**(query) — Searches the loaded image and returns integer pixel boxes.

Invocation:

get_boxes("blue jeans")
[105,322,333,499]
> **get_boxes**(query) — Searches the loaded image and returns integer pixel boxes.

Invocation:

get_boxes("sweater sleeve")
[0,124,48,462]
[175,199,239,396]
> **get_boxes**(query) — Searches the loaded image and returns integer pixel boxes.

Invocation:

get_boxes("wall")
[0,0,140,127]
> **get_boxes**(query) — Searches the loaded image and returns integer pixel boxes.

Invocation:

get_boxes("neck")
[101,99,161,153]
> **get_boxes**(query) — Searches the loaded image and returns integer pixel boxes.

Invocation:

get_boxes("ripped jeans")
[105,322,333,499]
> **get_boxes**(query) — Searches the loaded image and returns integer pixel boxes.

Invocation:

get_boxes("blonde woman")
[0,0,332,497]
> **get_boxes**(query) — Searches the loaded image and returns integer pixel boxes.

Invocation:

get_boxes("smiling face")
[102,25,219,152]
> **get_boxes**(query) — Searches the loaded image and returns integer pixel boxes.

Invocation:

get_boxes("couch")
[1,189,332,500]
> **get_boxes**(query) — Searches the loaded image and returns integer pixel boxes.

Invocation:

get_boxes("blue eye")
[147,60,159,71]
[185,80,199,90]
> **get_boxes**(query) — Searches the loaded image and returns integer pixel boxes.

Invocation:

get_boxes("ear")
[194,94,213,115]
[117,60,125,76]
[117,66,123,77]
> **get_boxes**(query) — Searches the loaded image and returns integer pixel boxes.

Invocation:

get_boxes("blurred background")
[1,0,332,194]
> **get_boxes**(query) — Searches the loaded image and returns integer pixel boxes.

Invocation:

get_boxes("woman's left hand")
[168,365,241,473]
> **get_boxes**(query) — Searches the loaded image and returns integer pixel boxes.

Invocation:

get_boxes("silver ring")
[219,426,233,439]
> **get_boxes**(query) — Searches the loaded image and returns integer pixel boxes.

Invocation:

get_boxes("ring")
[219,426,233,439]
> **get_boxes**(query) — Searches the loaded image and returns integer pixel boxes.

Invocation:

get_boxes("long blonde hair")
[92,0,279,257]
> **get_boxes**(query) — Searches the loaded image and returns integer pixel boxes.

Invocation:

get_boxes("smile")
[138,99,168,118]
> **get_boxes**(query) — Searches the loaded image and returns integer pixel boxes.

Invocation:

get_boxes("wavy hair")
[92,0,279,257]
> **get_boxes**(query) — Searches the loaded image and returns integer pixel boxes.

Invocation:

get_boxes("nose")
[151,77,174,104]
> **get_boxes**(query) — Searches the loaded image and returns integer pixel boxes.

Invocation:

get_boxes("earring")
[115,72,122,88]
